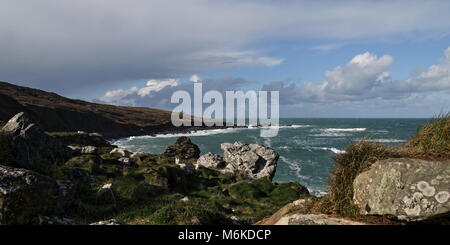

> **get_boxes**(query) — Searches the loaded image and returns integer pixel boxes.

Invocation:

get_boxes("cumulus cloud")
[97,75,250,110]
[1,0,450,93]
[263,47,450,104]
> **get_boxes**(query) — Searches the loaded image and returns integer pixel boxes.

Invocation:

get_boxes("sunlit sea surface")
[113,118,428,195]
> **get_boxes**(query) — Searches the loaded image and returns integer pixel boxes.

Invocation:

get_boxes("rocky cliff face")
[0,81,227,139]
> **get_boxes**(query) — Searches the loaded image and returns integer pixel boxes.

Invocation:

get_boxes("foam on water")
[316,147,346,154]
[279,156,310,181]
[113,118,427,195]
[367,138,407,143]
[324,128,366,132]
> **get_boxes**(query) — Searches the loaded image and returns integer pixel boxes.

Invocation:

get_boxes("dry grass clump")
[313,140,400,216]
[401,114,450,159]
[313,114,450,217]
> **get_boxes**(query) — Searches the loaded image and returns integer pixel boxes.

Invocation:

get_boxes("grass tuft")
[402,113,450,159]
[314,113,450,217]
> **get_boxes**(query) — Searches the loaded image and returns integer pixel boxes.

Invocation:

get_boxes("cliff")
[0,81,215,139]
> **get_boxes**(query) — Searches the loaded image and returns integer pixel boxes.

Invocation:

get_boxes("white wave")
[279,156,310,181]
[310,190,328,197]
[324,128,366,132]
[316,147,346,154]
[277,146,290,149]
[311,132,349,137]
[367,139,407,143]
[116,128,245,143]
[254,124,311,129]
[368,129,389,133]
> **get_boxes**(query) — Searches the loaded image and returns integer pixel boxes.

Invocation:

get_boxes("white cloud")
[99,87,139,106]
[137,79,179,97]
[405,47,450,92]
[2,0,450,93]
[190,75,200,82]
[97,76,250,108]
[263,47,450,104]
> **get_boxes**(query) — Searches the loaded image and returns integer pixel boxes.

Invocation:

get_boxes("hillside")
[0,81,202,138]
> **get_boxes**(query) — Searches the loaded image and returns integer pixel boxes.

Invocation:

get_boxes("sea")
[113,118,428,196]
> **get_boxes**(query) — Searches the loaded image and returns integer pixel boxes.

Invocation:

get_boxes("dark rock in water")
[353,158,450,221]
[0,165,74,224]
[163,136,200,159]
[220,141,279,180]
[1,112,73,170]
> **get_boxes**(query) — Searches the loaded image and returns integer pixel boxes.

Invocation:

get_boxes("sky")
[1,0,450,118]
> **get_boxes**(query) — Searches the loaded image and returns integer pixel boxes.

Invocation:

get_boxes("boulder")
[175,158,195,175]
[96,183,116,207]
[256,198,366,225]
[163,137,200,159]
[1,112,73,169]
[118,157,132,166]
[274,213,367,225]
[220,141,279,180]
[196,152,225,169]
[81,146,97,154]
[68,145,82,153]
[110,148,131,157]
[353,158,450,221]
[0,165,74,224]
[131,151,148,159]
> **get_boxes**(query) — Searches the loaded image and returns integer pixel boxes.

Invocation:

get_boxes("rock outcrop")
[196,152,225,169]
[1,112,73,169]
[256,198,366,225]
[163,136,200,159]
[274,213,367,225]
[353,158,450,221]
[110,148,132,157]
[96,183,116,207]
[0,165,74,224]
[220,141,279,180]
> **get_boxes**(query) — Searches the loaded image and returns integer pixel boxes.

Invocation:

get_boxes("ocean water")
[113,118,428,195]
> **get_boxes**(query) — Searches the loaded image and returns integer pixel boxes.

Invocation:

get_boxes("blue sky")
[1,0,449,117]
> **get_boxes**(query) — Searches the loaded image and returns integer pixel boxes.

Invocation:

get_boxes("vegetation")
[402,113,450,159]
[19,132,309,225]
[313,114,450,217]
